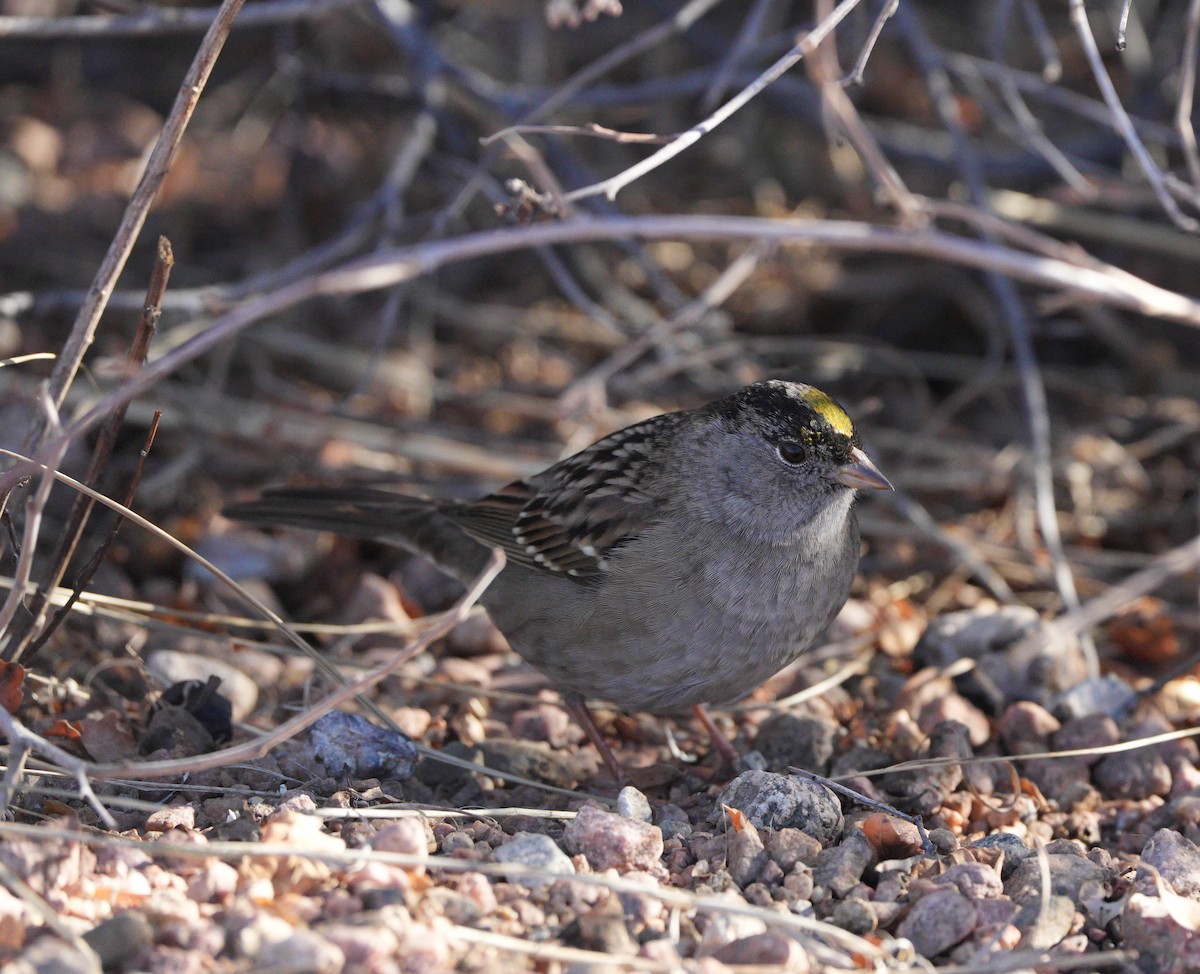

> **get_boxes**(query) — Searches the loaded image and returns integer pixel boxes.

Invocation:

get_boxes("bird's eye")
[776,441,807,465]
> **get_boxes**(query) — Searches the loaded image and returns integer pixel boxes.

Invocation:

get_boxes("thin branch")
[1068,0,1198,231]
[1019,0,1062,82]
[810,0,918,217]
[24,413,163,661]
[481,122,674,147]
[6,238,173,663]
[0,392,67,645]
[0,0,356,39]
[562,0,865,203]
[1116,0,1134,51]
[842,0,897,87]
[27,0,246,453]
[1176,0,1200,189]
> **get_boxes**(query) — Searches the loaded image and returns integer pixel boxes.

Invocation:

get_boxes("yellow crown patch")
[802,388,854,437]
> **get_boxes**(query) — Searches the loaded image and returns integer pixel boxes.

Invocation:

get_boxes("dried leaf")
[44,719,82,741]
[0,661,25,714]
[723,804,747,832]
[79,712,138,763]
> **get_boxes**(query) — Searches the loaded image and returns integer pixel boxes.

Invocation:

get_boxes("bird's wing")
[453,415,677,578]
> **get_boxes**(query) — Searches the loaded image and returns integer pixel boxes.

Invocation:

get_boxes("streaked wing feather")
[453,415,676,578]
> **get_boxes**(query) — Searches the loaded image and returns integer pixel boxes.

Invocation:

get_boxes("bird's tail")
[224,486,492,582]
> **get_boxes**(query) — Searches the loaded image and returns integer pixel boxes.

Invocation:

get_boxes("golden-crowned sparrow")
[226,381,890,766]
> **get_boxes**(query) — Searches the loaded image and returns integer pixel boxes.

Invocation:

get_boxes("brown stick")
[23,412,163,661]
[4,239,173,662]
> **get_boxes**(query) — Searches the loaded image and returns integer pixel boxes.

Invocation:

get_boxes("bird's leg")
[692,704,739,765]
[564,691,627,784]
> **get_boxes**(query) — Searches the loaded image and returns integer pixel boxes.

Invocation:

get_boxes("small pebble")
[813,830,874,896]
[145,805,197,832]
[1052,714,1121,758]
[1052,674,1138,722]
[914,604,1086,703]
[310,712,418,781]
[82,912,152,968]
[896,888,976,958]
[767,828,822,872]
[511,704,572,747]
[617,786,653,823]
[997,701,1060,754]
[918,693,990,747]
[754,714,837,772]
[257,929,345,974]
[1140,829,1200,899]
[494,832,575,888]
[711,932,809,969]
[656,803,692,840]
[1006,854,1111,905]
[727,825,768,888]
[831,897,877,934]
[564,805,664,872]
[372,819,433,858]
[1013,894,1076,949]
[714,771,843,843]
[1093,746,1172,801]
[934,861,1003,900]
[971,833,1031,880]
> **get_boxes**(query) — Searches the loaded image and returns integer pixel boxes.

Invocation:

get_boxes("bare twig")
[1019,0,1062,82]
[0,0,355,38]
[1069,0,1198,231]
[23,413,163,661]
[1116,0,1134,51]
[700,0,779,111]
[562,0,865,203]
[0,392,67,646]
[1176,0,1200,189]
[842,0,898,87]
[28,0,245,452]
[810,0,918,217]
[481,122,675,147]
[5,238,173,663]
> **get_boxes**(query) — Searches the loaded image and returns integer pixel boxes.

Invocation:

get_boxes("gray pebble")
[970,832,1031,880]
[82,912,152,968]
[754,713,837,772]
[310,711,418,780]
[1141,829,1200,899]
[727,825,769,888]
[914,605,1087,703]
[1013,894,1076,949]
[714,770,843,844]
[616,786,652,823]
[813,829,874,896]
[896,888,977,958]
[494,832,576,888]
[1052,673,1138,722]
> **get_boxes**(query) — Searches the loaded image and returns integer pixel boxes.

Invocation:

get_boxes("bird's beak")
[831,447,893,491]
